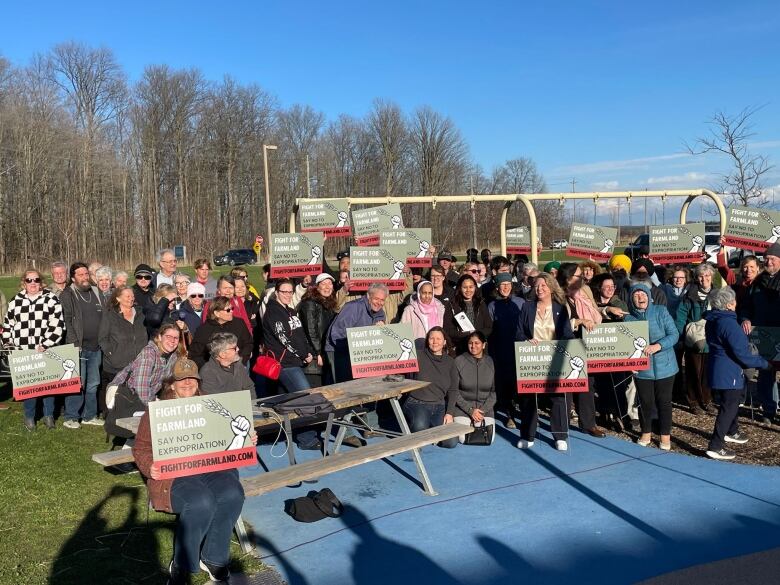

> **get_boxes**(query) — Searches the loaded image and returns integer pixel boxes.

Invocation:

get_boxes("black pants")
[574,377,598,430]
[518,393,570,441]
[635,375,675,435]
[708,389,744,451]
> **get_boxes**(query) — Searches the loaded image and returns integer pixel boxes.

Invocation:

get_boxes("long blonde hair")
[533,272,566,305]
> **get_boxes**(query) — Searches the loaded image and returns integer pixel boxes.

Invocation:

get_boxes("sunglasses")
[25,277,42,284]
[221,307,233,312]
[189,294,205,298]
[136,275,152,281]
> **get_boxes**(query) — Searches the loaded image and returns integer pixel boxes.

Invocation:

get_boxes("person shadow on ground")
[49,484,168,584]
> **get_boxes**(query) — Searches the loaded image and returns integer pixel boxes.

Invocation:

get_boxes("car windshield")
[705,234,720,246]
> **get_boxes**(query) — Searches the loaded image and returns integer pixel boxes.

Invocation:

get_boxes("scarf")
[571,288,602,325]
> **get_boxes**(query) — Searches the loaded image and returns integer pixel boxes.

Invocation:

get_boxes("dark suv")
[214,249,257,266]
[623,234,649,261]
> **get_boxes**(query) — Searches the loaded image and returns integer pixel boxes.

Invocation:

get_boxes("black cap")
[437,250,456,262]
[134,263,154,277]
[337,250,350,261]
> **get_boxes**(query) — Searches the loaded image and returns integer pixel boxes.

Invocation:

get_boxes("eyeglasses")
[468,270,479,275]
[277,289,294,294]
[175,281,190,286]
[136,275,151,281]
[24,277,42,284]
[189,294,205,298]
[672,276,686,280]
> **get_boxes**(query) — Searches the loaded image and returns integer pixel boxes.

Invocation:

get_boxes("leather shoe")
[585,427,606,438]
[341,435,365,448]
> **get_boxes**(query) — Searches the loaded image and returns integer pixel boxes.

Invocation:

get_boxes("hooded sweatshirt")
[624,283,679,380]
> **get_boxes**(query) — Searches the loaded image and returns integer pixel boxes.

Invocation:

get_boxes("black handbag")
[285,488,343,523]
[105,370,145,439]
[463,420,494,446]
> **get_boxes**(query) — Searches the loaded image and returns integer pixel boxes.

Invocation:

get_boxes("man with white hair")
[154,248,178,288]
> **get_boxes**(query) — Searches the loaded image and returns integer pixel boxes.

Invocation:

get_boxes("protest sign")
[380,228,433,267]
[723,206,780,252]
[583,321,650,372]
[348,245,408,291]
[567,223,618,261]
[649,223,706,264]
[10,344,81,401]
[299,198,352,237]
[506,226,541,255]
[515,340,589,393]
[150,390,257,480]
[748,327,780,368]
[270,232,325,278]
[347,323,419,378]
[352,203,404,246]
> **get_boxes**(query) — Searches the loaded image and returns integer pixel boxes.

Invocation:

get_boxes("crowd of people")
[2,240,779,584]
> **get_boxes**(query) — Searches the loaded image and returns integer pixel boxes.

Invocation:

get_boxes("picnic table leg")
[331,412,353,455]
[323,413,335,456]
[283,415,297,466]
[388,397,438,496]
[234,515,253,553]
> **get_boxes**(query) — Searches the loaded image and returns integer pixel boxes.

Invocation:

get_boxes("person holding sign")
[2,269,65,430]
[625,283,679,450]
[403,327,459,449]
[443,275,493,355]
[556,263,607,438]
[452,331,496,443]
[133,359,252,585]
[515,273,575,451]
[703,287,769,460]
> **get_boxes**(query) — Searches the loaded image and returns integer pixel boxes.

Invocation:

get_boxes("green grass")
[0,396,264,585]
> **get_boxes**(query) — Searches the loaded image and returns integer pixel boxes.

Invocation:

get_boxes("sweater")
[188,318,252,368]
[408,346,459,408]
[1,291,65,349]
[98,308,149,374]
[453,353,496,418]
[262,298,313,368]
[704,309,768,390]
[200,359,255,395]
[325,296,386,353]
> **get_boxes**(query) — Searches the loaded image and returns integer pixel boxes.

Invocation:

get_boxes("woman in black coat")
[515,272,576,451]
[297,274,338,387]
[188,296,252,368]
[443,274,493,354]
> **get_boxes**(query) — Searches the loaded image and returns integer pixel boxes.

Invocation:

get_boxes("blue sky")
[3,1,780,221]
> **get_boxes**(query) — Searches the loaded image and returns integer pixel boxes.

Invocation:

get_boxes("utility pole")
[305,154,312,198]
[571,178,577,222]
[470,176,477,250]
[644,189,648,232]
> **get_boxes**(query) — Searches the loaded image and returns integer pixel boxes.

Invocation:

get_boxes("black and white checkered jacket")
[1,291,65,350]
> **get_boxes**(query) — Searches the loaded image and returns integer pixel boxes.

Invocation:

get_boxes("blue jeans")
[278,366,319,448]
[402,396,457,448]
[756,367,778,418]
[170,470,245,573]
[64,349,102,421]
[24,396,54,420]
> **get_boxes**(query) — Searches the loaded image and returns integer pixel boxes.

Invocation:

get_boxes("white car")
[551,239,568,249]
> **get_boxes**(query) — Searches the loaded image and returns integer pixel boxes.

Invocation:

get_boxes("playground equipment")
[289,189,726,266]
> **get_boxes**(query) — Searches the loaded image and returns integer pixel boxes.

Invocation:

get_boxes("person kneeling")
[452,331,496,444]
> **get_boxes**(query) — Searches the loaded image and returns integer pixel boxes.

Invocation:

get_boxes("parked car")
[213,249,257,266]
[551,239,568,249]
[623,234,649,261]
[625,231,739,265]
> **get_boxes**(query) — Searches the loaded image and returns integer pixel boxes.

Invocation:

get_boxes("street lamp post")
[263,144,278,240]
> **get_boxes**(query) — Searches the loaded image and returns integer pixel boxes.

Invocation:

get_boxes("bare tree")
[368,99,408,196]
[686,106,774,206]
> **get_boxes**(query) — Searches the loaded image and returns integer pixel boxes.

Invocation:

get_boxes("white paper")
[454,311,475,333]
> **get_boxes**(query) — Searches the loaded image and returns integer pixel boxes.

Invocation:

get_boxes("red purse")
[252,349,286,380]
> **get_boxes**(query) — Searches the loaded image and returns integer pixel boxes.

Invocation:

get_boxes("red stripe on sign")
[516,378,589,394]
[586,358,649,372]
[506,246,532,254]
[567,247,613,262]
[649,253,705,264]
[355,235,379,246]
[153,446,257,480]
[348,279,406,292]
[13,378,82,401]
[352,359,419,379]
[270,264,322,278]
[722,235,770,252]
[301,227,353,237]
[407,258,432,268]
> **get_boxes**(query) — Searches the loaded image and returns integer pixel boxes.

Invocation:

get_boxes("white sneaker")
[516,439,535,449]
[555,440,568,451]
[82,418,105,426]
[63,420,80,429]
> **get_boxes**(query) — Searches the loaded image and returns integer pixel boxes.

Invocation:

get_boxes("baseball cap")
[172,358,200,381]
[315,273,335,285]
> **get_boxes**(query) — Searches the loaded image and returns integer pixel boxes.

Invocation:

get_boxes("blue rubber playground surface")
[240,422,780,585]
